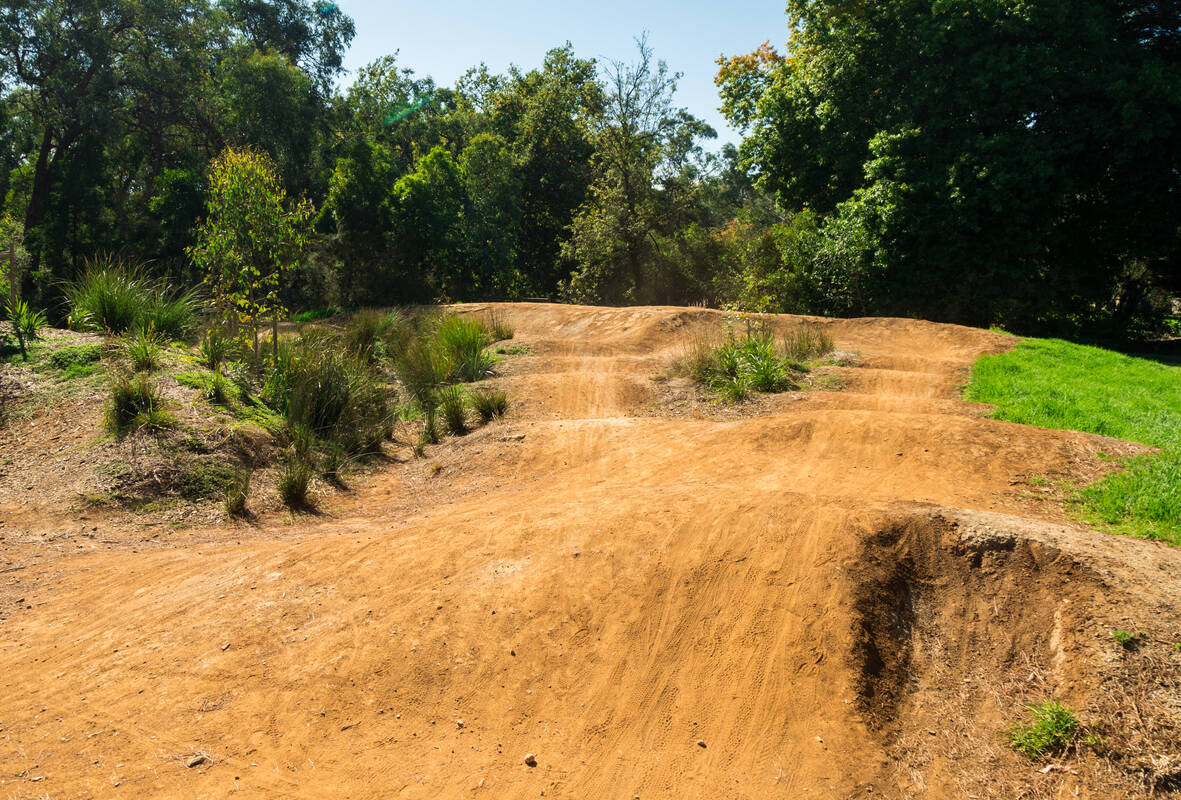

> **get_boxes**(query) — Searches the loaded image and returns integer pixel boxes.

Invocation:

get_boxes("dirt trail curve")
[1,304,1178,799]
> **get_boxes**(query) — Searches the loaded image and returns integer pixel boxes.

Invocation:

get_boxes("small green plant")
[1174,642,1181,652]
[683,331,802,402]
[48,343,103,377]
[1009,701,1080,759]
[291,307,341,323]
[395,338,448,411]
[106,372,167,432]
[4,298,47,359]
[439,385,468,435]
[224,468,251,516]
[199,330,234,369]
[782,323,834,363]
[278,454,313,507]
[1111,630,1143,649]
[124,326,164,371]
[202,371,232,405]
[470,387,509,422]
[496,344,530,356]
[344,309,402,363]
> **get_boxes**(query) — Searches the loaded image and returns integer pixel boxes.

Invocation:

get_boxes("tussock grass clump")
[224,468,251,515]
[64,256,199,339]
[124,326,164,372]
[439,385,468,435]
[783,323,834,362]
[682,331,799,401]
[1009,701,1080,759]
[106,372,171,433]
[435,315,494,382]
[266,333,391,455]
[199,330,235,370]
[394,338,448,410]
[344,309,405,363]
[278,455,313,507]
[471,386,508,422]
[485,309,514,342]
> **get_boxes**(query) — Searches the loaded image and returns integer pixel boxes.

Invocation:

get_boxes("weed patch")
[1009,701,1081,759]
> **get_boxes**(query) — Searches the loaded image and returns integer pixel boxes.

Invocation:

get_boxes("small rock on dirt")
[696,740,706,748]
[524,753,537,767]
[186,755,206,768]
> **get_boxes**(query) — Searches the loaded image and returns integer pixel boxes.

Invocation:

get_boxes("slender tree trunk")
[20,129,55,299]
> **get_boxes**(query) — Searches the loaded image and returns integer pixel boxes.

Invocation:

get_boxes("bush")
[64,256,199,339]
[4,298,47,360]
[470,386,509,422]
[782,323,834,362]
[124,326,163,372]
[435,315,494,382]
[439,385,468,435]
[394,337,448,411]
[1009,701,1080,758]
[106,372,169,433]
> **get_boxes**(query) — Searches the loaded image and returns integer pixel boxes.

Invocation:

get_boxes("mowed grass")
[965,338,1180,545]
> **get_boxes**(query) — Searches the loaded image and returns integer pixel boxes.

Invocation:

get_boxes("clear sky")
[335,0,789,149]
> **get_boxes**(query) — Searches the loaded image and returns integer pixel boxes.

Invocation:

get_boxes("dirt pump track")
[1,303,1178,799]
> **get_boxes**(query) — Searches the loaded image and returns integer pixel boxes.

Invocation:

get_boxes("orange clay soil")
[1,304,1179,799]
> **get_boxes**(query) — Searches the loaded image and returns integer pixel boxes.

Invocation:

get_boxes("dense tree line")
[1,0,1177,340]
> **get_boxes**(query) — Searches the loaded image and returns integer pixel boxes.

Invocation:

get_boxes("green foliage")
[438,385,468,435]
[199,330,235,370]
[720,0,1180,336]
[434,315,494,382]
[682,329,806,402]
[965,338,1180,545]
[265,332,391,454]
[188,147,312,356]
[344,309,404,363]
[64,259,199,340]
[1111,630,1143,649]
[291,308,342,323]
[3,297,47,358]
[48,343,103,374]
[124,326,163,372]
[1009,702,1080,759]
[470,386,508,422]
[485,310,514,342]
[106,373,170,433]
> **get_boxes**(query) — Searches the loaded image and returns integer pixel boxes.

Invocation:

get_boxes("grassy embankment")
[965,338,1180,546]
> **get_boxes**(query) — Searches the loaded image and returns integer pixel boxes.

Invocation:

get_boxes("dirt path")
[1,304,1178,799]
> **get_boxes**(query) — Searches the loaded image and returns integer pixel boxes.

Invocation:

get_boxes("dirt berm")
[1,304,1178,798]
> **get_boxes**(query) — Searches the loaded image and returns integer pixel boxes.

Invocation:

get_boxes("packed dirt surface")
[1,304,1179,799]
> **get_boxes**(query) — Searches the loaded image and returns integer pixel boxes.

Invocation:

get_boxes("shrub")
[782,323,834,362]
[439,385,468,435]
[106,372,167,432]
[470,386,509,422]
[686,332,799,401]
[435,315,494,382]
[1111,630,1143,649]
[224,468,251,516]
[64,257,199,339]
[1009,701,1080,758]
[278,455,313,507]
[202,371,232,405]
[124,326,163,372]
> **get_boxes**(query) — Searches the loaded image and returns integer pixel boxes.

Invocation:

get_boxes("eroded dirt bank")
[1,304,1177,799]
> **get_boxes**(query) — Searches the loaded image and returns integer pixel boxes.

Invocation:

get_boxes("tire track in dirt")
[0,303,1177,799]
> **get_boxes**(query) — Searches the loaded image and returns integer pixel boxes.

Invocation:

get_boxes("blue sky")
[335,0,789,148]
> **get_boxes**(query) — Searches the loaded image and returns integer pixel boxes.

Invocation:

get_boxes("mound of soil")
[0,304,1176,798]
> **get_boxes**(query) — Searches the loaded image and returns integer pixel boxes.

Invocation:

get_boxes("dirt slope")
[1,304,1178,799]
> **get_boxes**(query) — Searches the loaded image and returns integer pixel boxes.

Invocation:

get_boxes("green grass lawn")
[964,338,1180,546]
